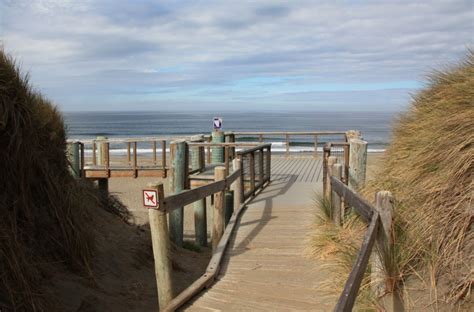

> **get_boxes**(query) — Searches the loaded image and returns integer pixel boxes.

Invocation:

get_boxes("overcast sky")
[1,0,472,112]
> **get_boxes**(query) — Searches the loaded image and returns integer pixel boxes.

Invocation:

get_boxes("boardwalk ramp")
[184,157,333,311]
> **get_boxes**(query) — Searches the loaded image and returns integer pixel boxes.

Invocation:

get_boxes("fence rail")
[230,131,348,158]
[146,143,271,311]
[327,176,394,311]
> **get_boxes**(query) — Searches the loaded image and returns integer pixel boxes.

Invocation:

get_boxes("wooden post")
[343,145,350,185]
[224,146,229,175]
[348,139,368,191]
[67,142,80,178]
[127,142,131,165]
[211,130,225,163]
[225,132,235,159]
[80,143,85,176]
[169,140,187,247]
[371,191,399,311]
[96,136,108,166]
[206,136,211,165]
[232,159,243,207]
[212,167,226,251]
[224,190,234,226]
[258,149,264,186]
[105,142,110,177]
[92,141,97,166]
[98,178,108,197]
[153,141,157,165]
[313,135,318,159]
[331,163,343,226]
[191,135,207,247]
[148,183,174,309]
[346,130,362,141]
[322,146,330,197]
[325,156,337,200]
[133,141,138,178]
[265,146,271,181]
[162,140,167,178]
[285,134,290,157]
[249,152,256,194]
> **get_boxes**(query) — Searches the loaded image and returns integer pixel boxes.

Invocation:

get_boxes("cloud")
[1,0,472,111]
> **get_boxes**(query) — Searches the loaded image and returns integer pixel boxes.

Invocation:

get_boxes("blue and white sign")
[213,117,222,130]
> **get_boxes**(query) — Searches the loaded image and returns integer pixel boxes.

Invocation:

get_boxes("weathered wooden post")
[322,146,331,197]
[371,191,399,311]
[211,130,224,164]
[161,140,167,178]
[348,139,368,191]
[191,135,207,247]
[265,146,271,182]
[225,132,235,159]
[330,163,343,226]
[345,129,362,141]
[258,149,264,186]
[96,136,108,166]
[225,191,234,226]
[325,156,337,200]
[249,152,256,195]
[313,135,318,159]
[232,159,243,207]
[212,166,226,251]
[96,136,109,194]
[147,183,174,309]
[169,140,187,247]
[67,141,81,178]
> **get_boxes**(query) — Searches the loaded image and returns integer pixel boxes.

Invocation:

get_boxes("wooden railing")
[229,131,348,158]
[66,136,193,178]
[325,165,394,311]
[147,144,272,311]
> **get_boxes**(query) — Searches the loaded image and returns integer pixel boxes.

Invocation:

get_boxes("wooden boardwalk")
[183,157,332,311]
[271,156,323,183]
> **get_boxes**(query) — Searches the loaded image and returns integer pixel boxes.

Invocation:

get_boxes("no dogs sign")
[213,117,222,130]
[143,189,159,208]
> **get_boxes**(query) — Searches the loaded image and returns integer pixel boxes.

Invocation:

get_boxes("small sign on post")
[143,189,159,208]
[213,117,222,130]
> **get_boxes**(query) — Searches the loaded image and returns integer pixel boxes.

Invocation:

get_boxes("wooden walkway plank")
[184,179,334,311]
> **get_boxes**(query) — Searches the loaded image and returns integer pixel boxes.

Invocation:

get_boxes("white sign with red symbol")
[213,117,222,130]
[143,189,159,208]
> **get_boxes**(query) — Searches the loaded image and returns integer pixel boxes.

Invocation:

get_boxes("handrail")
[147,143,272,310]
[187,142,262,147]
[67,136,192,144]
[160,169,240,213]
[330,176,379,311]
[231,131,348,158]
[328,175,394,312]
[236,143,272,155]
[232,131,347,135]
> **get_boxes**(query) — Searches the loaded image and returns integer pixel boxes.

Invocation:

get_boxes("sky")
[0,0,472,112]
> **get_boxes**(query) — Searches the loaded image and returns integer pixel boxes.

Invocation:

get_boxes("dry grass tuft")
[308,195,378,310]
[0,50,129,310]
[362,51,474,306]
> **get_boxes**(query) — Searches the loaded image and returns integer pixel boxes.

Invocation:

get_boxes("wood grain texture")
[184,182,334,311]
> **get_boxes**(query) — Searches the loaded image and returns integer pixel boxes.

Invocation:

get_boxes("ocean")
[64,111,396,153]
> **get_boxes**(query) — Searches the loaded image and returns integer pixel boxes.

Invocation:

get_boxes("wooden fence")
[325,159,395,311]
[147,143,272,311]
[229,131,348,158]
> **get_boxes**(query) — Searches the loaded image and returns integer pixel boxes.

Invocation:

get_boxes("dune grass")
[309,51,473,310]
[363,51,473,307]
[0,50,130,310]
